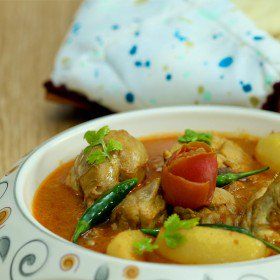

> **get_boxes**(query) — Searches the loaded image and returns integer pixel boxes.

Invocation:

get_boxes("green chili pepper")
[72,178,138,243]
[200,223,280,253]
[140,228,160,237]
[216,166,269,188]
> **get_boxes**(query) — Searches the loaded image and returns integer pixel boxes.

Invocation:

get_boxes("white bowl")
[1,106,280,280]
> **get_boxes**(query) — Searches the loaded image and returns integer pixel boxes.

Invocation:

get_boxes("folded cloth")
[48,0,280,112]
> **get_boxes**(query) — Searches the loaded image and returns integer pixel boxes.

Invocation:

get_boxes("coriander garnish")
[133,237,158,255]
[163,214,200,248]
[178,129,212,145]
[84,126,122,165]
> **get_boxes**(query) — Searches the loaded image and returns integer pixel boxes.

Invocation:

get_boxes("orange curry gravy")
[32,133,277,262]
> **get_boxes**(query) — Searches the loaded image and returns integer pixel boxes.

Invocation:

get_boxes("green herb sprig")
[84,126,122,165]
[163,214,200,248]
[133,238,159,255]
[178,129,212,145]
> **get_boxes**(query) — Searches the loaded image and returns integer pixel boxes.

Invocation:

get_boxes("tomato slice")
[161,142,218,209]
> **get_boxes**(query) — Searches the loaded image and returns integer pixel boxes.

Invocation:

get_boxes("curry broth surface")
[32,161,85,241]
[32,133,276,261]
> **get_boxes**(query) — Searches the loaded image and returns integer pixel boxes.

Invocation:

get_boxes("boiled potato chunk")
[106,230,146,261]
[156,226,269,264]
[256,133,280,172]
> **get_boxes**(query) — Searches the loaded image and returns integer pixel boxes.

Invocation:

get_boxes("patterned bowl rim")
[13,105,280,271]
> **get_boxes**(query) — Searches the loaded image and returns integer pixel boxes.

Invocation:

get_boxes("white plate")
[1,106,280,280]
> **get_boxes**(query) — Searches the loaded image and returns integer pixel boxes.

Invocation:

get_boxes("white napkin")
[51,0,280,111]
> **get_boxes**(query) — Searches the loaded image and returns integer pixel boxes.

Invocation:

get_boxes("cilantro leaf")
[164,213,182,232]
[83,146,92,154]
[83,126,123,166]
[96,125,110,139]
[106,139,123,153]
[180,217,200,229]
[178,129,212,145]
[164,231,185,248]
[84,131,98,145]
[133,238,158,255]
[84,126,110,147]
[84,131,102,147]
[163,214,200,248]
[86,150,107,165]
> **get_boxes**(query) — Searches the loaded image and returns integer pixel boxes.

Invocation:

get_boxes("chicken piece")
[175,188,237,225]
[241,177,280,245]
[107,130,148,181]
[241,186,268,230]
[212,135,253,171]
[212,188,236,213]
[211,134,225,150]
[211,135,228,169]
[110,177,167,229]
[219,141,253,170]
[68,154,120,206]
[67,130,148,206]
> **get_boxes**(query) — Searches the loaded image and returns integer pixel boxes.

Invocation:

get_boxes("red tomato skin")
[161,143,218,209]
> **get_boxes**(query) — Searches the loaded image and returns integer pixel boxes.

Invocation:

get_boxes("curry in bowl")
[32,126,280,264]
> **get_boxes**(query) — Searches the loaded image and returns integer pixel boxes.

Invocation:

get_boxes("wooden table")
[0,1,87,176]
